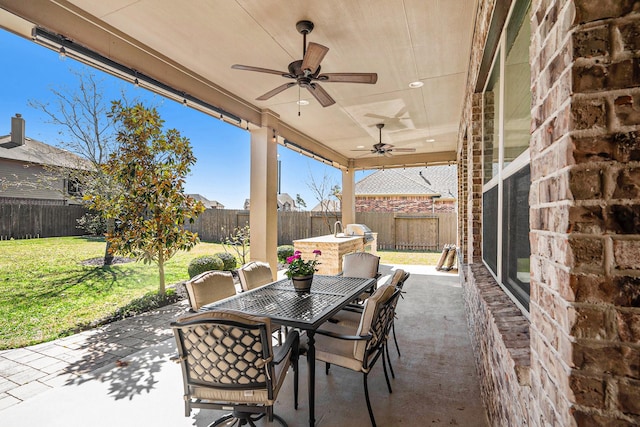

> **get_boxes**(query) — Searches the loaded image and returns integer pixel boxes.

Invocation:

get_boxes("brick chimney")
[10,113,25,147]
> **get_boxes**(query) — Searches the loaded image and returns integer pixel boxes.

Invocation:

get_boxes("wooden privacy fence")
[190,209,455,251]
[0,204,88,239]
[356,212,457,251]
[0,203,456,250]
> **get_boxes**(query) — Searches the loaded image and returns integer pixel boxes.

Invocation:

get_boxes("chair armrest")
[315,328,372,341]
[273,330,300,365]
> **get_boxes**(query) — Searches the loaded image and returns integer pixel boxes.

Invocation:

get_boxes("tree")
[222,225,251,265]
[307,171,341,233]
[295,193,307,210]
[86,101,205,295]
[29,69,119,264]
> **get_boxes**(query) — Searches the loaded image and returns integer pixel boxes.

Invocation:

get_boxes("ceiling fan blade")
[232,64,292,77]
[306,83,335,107]
[256,82,296,101]
[351,149,373,151]
[301,42,329,74]
[317,73,378,84]
[392,148,417,152]
[383,151,393,157]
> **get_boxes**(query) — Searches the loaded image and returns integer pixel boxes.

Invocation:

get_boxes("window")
[66,177,82,196]
[482,0,531,312]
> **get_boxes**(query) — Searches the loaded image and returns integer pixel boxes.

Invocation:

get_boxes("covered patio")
[0,265,488,426]
[1,1,639,425]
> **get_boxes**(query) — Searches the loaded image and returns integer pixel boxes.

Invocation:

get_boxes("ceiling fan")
[352,123,417,157]
[231,20,378,107]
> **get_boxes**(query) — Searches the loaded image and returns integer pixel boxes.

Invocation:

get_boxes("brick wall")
[458,0,640,426]
[529,0,640,424]
[355,195,456,213]
[462,264,532,425]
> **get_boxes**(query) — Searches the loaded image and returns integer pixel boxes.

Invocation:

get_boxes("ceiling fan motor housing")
[296,20,315,34]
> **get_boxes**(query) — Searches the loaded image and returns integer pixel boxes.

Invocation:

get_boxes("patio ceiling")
[0,0,477,170]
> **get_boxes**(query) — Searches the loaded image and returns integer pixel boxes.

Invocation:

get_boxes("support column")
[341,167,356,225]
[249,120,279,278]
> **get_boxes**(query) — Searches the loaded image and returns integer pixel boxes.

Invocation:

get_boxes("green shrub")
[215,252,237,271]
[277,245,295,263]
[187,255,223,278]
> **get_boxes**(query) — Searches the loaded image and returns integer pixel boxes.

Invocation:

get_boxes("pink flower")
[313,249,322,256]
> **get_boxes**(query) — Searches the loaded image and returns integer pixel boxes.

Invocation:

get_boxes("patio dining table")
[201,274,375,427]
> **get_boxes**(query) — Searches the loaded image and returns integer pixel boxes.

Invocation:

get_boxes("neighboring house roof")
[244,193,299,211]
[356,165,457,199]
[311,199,340,212]
[0,135,91,170]
[277,193,296,210]
[188,193,224,209]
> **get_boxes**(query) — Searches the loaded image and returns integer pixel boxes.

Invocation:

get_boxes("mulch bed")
[81,256,135,267]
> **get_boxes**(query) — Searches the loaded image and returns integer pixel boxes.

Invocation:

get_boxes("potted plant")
[285,250,321,292]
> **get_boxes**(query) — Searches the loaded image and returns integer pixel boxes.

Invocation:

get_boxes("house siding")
[0,159,71,203]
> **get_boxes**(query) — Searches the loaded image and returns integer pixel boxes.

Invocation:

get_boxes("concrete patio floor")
[0,264,489,426]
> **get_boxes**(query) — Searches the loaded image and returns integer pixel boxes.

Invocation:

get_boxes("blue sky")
[0,29,371,209]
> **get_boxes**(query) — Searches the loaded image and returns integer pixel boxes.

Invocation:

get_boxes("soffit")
[0,0,477,170]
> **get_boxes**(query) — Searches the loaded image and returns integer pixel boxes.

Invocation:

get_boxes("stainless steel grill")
[345,223,374,242]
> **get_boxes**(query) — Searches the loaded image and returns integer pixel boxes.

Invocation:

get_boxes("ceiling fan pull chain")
[298,86,301,117]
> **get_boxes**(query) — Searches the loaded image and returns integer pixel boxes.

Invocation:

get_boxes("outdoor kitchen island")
[293,225,377,275]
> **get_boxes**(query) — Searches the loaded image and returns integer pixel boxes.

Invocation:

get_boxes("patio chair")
[237,261,288,344]
[341,252,380,280]
[314,284,401,427]
[184,271,237,311]
[331,269,408,378]
[238,261,273,292]
[171,309,299,427]
[340,252,381,302]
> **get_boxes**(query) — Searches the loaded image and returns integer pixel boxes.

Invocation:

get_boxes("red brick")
[606,204,640,234]
[573,63,607,92]
[569,236,604,269]
[573,0,640,24]
[613,94,640,126]
[570,167,603,200]
[571,341,640,378]
[571,98,607,131]
[616,310,640,343]
[608,59,640,90]
[569,205,605,234]
[569,373,606,408]
[612,167,640,199]
[573,26,610,58]
[618,378,640,416]
[613,239,640,270]
[618,21,640,52]
[569,274,640,307]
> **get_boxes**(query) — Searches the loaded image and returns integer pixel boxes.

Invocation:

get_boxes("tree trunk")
[158,250,166,296]
[103,218,115,266]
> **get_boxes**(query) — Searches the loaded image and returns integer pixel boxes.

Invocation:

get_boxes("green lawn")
[0,236,227,349]
[0,236,442,349]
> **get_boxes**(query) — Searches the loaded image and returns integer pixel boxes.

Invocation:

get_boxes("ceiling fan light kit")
[231,20,377,108]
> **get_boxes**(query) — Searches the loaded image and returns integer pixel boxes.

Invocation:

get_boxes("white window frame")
[481,0,532,318]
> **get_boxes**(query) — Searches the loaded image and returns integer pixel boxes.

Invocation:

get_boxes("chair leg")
[293,356,299,410]
[381,348,393,394]
[363,373,377,427]
[325,362,330,375]
[392,323,401,357]
[385,343,395,379]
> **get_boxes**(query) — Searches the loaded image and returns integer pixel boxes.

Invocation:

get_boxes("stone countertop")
[293,234,364,244]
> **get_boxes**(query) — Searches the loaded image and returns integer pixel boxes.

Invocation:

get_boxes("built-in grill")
[345,223,375,243]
